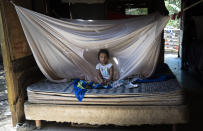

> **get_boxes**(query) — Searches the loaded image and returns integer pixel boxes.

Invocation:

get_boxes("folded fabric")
[125,83,139,88]
[111,80,125,88]
[73,79,112,102]
[132,75,175,84]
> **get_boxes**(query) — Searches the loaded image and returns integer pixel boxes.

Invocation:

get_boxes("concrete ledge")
[24,102,188,126]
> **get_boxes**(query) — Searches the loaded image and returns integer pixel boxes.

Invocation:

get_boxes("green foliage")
[125,0,181,28]
[165,0,181,28]
[125,8,148,15]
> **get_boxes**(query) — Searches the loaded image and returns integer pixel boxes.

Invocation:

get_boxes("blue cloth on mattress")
[73,75,174,102]
[132,75,175,83]
[73,79,112,102]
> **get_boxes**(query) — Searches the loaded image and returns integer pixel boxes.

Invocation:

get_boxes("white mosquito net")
[14,5,169,82]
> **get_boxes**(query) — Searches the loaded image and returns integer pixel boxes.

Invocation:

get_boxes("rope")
[10,0,15,6]
[183,0,203,12]
[170,0,203,20]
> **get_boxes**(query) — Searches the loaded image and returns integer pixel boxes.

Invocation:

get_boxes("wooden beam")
[12,55,37,73]
[1,0,32,61]
[0,0,18,126]
[35,120,42,129]
[0,0,37,126]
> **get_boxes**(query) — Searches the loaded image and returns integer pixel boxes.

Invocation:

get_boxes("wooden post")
[35,120,41,129]
[0,1,18,126]
[172,124,176,131]
[0,0,42,126]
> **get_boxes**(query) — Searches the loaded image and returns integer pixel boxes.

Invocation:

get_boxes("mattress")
[27,78,183,105]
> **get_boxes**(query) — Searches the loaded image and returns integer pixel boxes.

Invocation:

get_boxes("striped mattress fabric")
[27,78,184,106]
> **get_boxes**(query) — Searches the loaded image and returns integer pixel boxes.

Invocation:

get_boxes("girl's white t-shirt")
[96,63,113,79]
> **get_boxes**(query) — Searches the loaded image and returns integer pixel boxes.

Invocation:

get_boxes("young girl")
[96,49,114,85]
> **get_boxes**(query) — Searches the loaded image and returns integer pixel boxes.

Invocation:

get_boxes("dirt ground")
[0,64,16,131]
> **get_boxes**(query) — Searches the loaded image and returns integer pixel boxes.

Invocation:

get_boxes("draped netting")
[14,5,169,82]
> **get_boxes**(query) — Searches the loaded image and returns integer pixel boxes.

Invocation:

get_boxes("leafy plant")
[125,8,148,15]
[165,0,181,28]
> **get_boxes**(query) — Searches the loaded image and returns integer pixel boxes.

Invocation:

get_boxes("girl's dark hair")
[98,49,110,59]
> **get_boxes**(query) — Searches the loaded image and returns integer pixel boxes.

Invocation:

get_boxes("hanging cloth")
[14,5,169,82]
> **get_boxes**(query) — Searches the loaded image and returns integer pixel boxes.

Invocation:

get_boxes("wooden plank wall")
[0,0,44,126]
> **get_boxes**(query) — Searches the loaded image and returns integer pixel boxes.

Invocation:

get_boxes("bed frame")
[24,102,188,128]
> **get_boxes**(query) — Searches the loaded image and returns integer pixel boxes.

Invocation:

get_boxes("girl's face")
[99,53,108,65]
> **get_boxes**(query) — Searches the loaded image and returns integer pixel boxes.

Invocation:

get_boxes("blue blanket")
[73,79,112,102]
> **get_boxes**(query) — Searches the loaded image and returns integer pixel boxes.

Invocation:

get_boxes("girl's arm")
[97,69,104,84]
[107,66,114,82]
